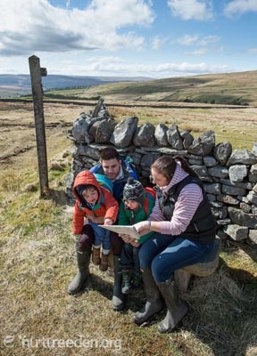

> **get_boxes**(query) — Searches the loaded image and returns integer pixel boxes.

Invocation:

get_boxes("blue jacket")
[90,157,138,202]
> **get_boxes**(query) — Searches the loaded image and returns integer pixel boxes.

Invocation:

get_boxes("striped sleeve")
[159,183,203,236]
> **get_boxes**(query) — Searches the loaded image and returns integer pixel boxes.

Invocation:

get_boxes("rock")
[188,130,215,156]
[89,118,116,143]
[229,165,248,183]
[227,149,257,165]
[166,125,184,149]
[228,207,257,229]
[155,124,168,146]
[224,224,248,241]
[134,123,156,147]
[181,130,194,149]
[214,142,232,166]
[110,116,138,147]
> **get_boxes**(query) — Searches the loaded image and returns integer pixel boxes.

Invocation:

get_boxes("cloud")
[56,55,230,77]
[176,34,221,55]
[248,47,257,54]
[151,36,168,49]
[0,0,154,56]
[224,0,257,17]
[167,0,213,20]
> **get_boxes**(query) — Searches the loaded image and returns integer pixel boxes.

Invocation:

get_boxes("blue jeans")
[139,233,215,283]
[90,222,111,252]
[120,243,140,274]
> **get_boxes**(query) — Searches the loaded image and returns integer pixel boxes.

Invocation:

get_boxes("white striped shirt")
[150,163,203,236]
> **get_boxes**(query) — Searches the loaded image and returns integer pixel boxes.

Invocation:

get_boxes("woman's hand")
[133,221,149,235]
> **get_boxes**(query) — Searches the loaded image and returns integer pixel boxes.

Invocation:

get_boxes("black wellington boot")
[133,268,163,325]
[111,256,125,311]
[67,249,91,295]
[157,280,188,333]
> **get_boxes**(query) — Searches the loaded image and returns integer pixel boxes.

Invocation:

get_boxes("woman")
[133,155,216,333]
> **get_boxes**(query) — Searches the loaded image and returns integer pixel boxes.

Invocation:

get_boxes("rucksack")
[143,187,156,215]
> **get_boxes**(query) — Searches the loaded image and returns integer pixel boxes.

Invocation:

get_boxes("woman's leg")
[138,233,176,270]
[151,237,214,333]
[151,237,214,283]
[133,233,175,325]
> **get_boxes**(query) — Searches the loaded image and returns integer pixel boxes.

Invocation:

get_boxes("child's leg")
[90,223,101,265]
[120,243,134,294]
[99,230,110,272]
[133,246,142,287]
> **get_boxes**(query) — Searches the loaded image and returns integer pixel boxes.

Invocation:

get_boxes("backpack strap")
[143,187,156,215]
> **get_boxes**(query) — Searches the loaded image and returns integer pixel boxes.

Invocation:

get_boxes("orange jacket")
[72,170,119,234]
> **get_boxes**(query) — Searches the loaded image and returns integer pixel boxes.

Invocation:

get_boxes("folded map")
[99,225,140,240]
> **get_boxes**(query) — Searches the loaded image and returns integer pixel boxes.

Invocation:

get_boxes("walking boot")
[107,250,114,276]
[121,270,132,294]
[67,249,91,295]
[112,256,124,311]
[133,268,163,325]
[92,247,101,265]
[99,253,109,272]
[157,280,188,333]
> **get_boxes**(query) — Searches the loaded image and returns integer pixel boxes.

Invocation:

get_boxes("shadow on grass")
[43,188,74,206]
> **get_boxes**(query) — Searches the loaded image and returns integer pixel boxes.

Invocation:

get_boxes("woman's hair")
[151,155,198,180]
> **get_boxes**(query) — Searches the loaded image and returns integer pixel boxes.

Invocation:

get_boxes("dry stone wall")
[66,102,257,245]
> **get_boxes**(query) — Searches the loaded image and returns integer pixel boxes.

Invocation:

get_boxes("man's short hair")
[99,147,120,161]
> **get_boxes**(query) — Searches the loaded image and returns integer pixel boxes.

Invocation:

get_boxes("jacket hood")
[73,170,102,203]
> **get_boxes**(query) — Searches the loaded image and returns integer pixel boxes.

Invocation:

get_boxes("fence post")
[28,55,49,197]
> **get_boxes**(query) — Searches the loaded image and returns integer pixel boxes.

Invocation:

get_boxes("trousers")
[139,233,214,283]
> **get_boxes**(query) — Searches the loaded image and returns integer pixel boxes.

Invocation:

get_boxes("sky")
[0,0,257,78]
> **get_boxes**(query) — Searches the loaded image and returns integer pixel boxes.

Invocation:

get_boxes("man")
[90,147,138,311]
[90,147,138,201]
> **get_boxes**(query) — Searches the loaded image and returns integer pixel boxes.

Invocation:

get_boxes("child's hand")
[130,239,140,247]
[120,234,131,243]
[104,218,113,225]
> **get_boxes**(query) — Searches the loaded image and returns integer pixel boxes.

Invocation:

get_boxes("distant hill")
[0,74,152,98]
[1,71,257,106]
[65,70,257,106]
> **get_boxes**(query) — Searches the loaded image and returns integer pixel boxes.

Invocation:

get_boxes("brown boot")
[100,253,109,271]
[92,247,101,265]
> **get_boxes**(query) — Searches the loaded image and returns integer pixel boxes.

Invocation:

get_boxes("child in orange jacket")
[72,170,118,272]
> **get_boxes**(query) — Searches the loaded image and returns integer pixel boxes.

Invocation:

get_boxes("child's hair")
[76,184,97,197]
[151,155,198,180]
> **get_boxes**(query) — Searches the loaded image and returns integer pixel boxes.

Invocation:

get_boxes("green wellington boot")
[67,249,91,295]
[133,268,163,325]
[157,280,188,333]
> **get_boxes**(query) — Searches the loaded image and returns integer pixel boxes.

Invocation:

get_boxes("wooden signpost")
[28,55,49,197]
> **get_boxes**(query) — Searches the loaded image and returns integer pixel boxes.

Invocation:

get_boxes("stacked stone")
[67,103,257,245]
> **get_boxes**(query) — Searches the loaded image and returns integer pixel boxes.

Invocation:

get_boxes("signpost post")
[28,55,49,197]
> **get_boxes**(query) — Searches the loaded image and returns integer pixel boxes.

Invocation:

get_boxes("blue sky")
[0,0,256,78]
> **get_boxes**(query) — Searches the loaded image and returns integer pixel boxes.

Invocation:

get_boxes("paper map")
[99,225,140,240]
